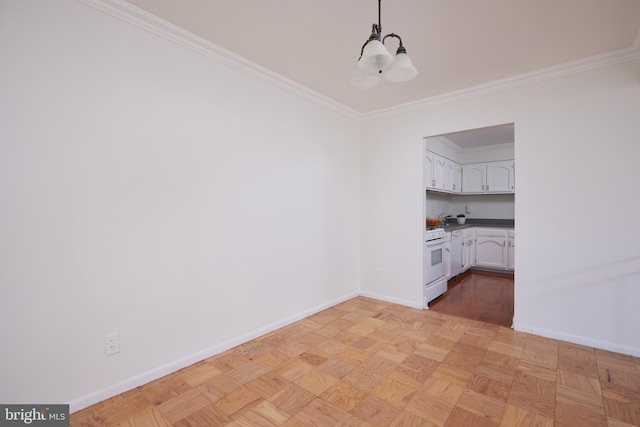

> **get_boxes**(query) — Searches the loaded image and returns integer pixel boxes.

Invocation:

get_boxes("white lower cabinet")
[461,229,475,272]
[507,229,515,270]
[475,228,508,270]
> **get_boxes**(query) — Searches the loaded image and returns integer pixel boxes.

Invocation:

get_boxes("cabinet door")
[475,236,508,269]
[444,159,462,193]
[462,163,485,193]
[508,238,515,270]
[461,237,475,272]
[452,162,462,193]
[487,160,514,193]
[433,154,446,190]
[424,151,435,189]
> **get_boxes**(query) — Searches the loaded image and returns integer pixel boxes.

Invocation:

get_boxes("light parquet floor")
[71,297,640,427]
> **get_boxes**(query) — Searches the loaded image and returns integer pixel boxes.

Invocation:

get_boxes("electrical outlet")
[105,333,120,356]
[376,268,382,279]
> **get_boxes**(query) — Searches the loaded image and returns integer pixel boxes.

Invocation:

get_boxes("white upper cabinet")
[462,163,486,193]
[487,160,515,193]
[444,159,462,193]
[425,150,461,194]
[462,160,515,194]
[424,151,435,189]
[433,154,446,190]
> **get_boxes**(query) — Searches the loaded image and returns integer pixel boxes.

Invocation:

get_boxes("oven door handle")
[425,240,445,247]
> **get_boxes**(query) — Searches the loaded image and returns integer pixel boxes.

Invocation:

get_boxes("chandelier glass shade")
[350,0,418,89]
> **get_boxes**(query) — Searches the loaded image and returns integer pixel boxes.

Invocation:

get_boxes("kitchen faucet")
[438,213,452,225]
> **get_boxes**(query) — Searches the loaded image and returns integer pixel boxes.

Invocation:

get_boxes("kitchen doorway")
[423,123,515,326]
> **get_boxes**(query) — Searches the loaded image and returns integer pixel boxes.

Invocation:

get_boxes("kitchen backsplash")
[426,192,514,220]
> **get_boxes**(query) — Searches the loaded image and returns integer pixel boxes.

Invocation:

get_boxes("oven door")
[424,239,446,284]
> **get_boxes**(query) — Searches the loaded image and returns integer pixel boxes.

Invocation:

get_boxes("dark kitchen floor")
[428,270,514,328]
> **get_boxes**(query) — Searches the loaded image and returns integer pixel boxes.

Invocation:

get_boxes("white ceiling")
[436,123,514,149]
[122,0,640,114]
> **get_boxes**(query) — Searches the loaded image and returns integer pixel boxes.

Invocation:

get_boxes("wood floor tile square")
[195,373,243,402]
[245,371,291,399]
[517,359,558,382]
[370,370,421,407]
[488,340,524,359]
[214,385,263,419]
[500,403,554,427]
[206,352,252,373]
[234,340,274,360]
[431,364,473,388]
[294,368,339,396]
[599,366,640,394]
[235,401,290,426]
[336,346,372,365]
[139,374,192,405]
[558,369,602,396]
[268,384,317,415]
[293,398,349,426]
[320,381,370,412]
[156,389,210,423]
[318,358,358,379]
[175,362,223,388]
[456,389,506,424]
[603,396,640,426]
[351,396,402,427]
[227,360,270,384]
[442,349,483,374]
[422,377,465,406]
[116,406,173,427]
[336,331,371,346]
[558,342,599,378]
[96,391,153,425]
[252,349,291,371]
[405,389,455,425]
[476,360,517,385]
[554,399,607,427]
[389,410,439,427]
[276,358,314,382]
[172,404,232,427]
[469,372,511,401]
[342,367,385,392]
[360,354,400,376]
[299,351,329,367]
[508,371,556,419]
[444,406,499,427]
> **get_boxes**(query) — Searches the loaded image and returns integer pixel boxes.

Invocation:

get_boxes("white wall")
[361,60,640,356]
[0,1,360,408]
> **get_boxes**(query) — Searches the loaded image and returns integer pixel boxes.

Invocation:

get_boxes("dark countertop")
[440,218,514,232]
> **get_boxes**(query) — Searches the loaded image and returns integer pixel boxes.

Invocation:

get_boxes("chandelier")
[350,0,418,89]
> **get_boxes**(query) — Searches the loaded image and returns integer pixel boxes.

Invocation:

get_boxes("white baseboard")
[513,322,640,357]
[69,291,359,413]
[358,290,423,310]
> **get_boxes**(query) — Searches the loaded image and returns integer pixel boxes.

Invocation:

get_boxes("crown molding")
[77,0,639,123]
[77,0,362,121]
[362,38,640,121]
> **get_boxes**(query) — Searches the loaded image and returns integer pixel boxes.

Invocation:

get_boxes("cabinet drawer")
[474,227,507,237]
